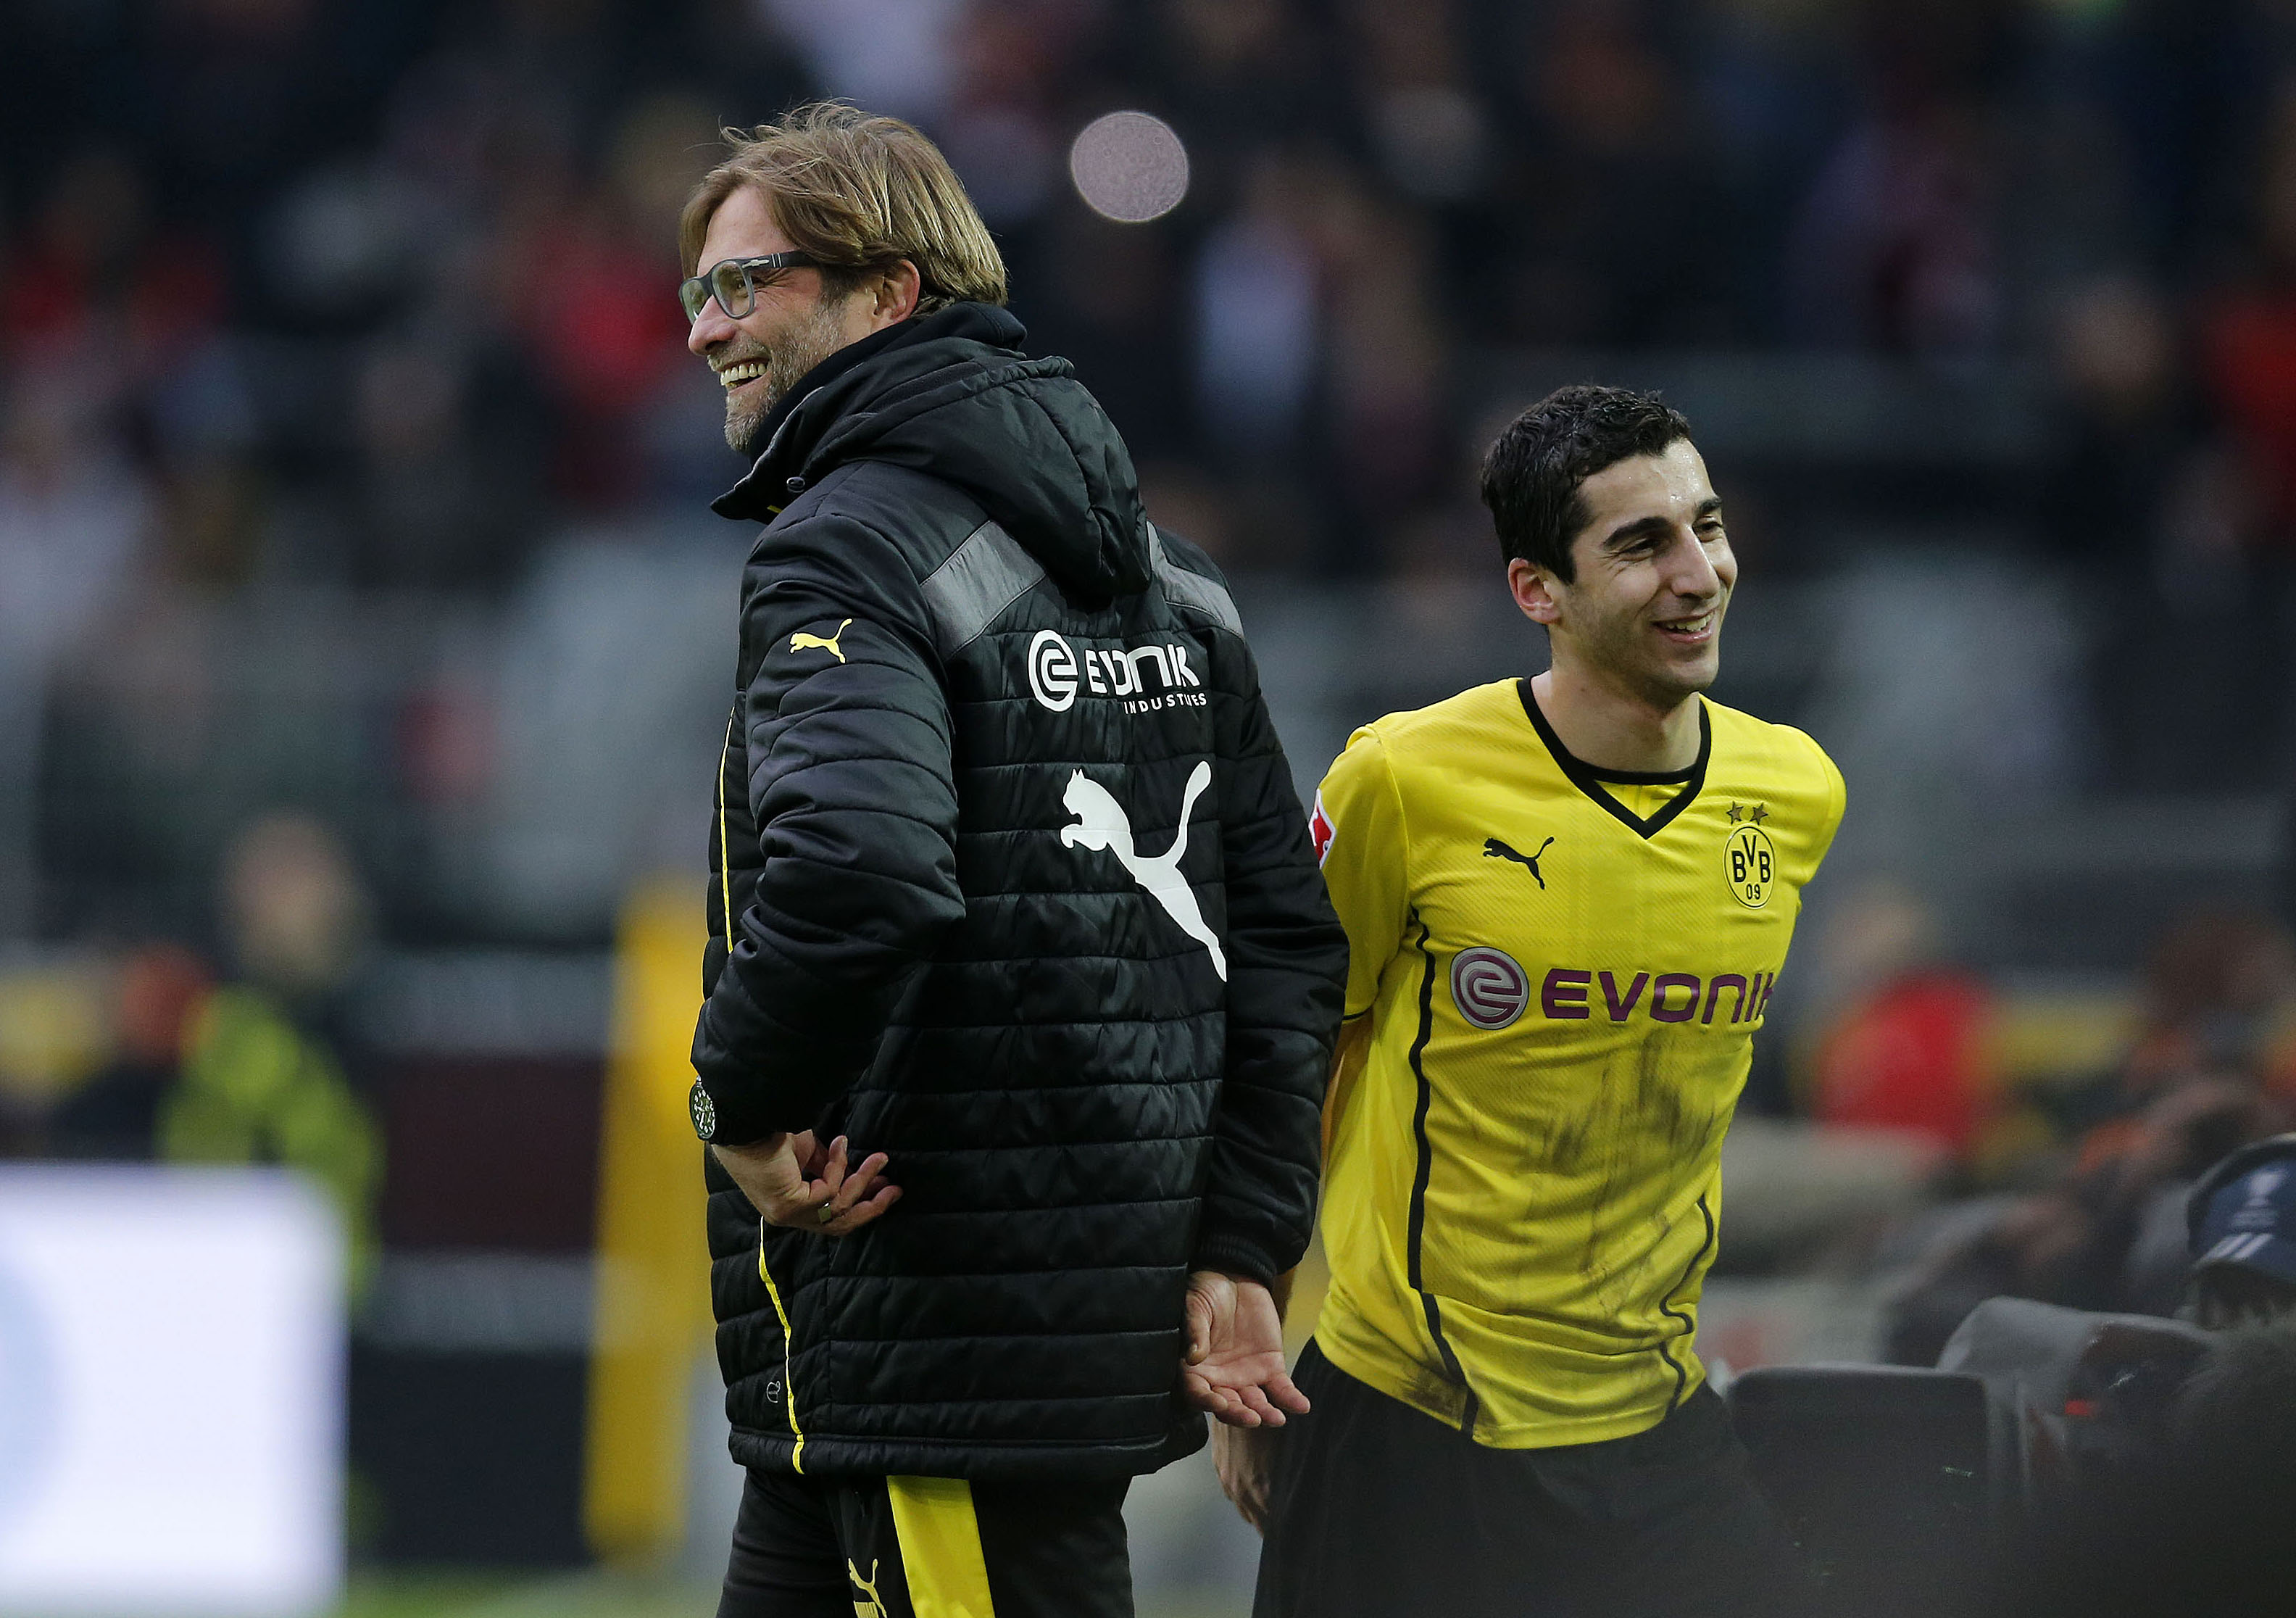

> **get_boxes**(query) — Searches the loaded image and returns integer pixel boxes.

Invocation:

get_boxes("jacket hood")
[714,303,1150,602]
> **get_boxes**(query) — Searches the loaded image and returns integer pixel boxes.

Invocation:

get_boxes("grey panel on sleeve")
[919,521,1047,657]
[1149,526,1243,635]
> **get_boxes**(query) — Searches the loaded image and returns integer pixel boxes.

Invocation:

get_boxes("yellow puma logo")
[791,619,854,662]
[848,1557,889,1617]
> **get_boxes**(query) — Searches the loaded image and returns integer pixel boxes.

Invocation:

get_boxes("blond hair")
[679,103,1007,315]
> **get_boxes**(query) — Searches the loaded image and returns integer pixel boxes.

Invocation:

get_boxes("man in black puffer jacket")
[676,106,1346,1617]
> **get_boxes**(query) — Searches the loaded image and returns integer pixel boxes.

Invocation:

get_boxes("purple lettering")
[1704,974,1749,1025]
[1600,971,1648,1022]
[1754,973,1777,1018]
[1542,968,1592,1020]
[1650,974,1700,1023]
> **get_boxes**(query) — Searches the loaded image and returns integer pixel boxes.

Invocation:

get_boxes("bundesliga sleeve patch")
[1309,790,1335,867]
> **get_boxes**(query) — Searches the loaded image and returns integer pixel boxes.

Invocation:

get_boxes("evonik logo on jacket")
[1026,628,1207,714]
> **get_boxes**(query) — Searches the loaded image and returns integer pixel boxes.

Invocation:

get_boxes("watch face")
[689,1082,718,1141]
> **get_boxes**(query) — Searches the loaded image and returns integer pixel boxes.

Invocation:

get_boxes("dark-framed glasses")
[679,252,823,323]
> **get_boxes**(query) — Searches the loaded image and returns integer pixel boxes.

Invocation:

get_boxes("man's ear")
[871,260,923,327]
[1509,557,1563,626]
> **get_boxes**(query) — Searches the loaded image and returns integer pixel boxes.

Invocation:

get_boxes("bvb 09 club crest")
[1725,816,1776,909]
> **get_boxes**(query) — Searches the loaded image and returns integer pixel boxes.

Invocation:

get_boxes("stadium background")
[0,0,2292,1612]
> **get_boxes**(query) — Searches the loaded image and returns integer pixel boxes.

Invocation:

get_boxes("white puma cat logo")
[1060,761,1227,981]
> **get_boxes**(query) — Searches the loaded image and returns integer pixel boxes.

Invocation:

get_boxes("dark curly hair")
[1479,385,1692,580]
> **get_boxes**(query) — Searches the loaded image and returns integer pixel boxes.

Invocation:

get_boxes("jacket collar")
[712,304,1031,522]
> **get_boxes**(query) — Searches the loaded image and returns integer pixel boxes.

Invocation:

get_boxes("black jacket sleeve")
[691,513,965,1145]
[1188,576,1348,1287]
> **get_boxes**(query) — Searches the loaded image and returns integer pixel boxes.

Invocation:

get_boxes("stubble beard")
[723,295,855,461]
[1581,598,1726,713]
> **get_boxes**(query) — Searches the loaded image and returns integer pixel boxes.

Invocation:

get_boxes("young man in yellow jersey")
[1229,385,1844,1615]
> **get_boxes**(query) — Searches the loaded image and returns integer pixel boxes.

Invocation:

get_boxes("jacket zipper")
[757,1217,807,1472]
[730,721,804,1469]
[717,713,736,944]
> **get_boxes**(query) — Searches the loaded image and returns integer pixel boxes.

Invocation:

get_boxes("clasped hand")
[710,1130,900,1236]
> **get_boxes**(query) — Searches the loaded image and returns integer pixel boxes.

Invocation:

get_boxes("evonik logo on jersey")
[1027,628,1207,715]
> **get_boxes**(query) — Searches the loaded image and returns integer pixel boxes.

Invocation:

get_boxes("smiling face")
[684,183,880,458]
[1510,438,1736,711]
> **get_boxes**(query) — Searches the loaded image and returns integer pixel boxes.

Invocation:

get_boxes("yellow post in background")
[584,877,715,1564]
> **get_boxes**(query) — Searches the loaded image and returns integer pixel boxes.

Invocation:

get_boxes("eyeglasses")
[679,252,823,323]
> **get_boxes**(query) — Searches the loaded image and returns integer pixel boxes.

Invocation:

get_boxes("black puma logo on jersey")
[1484,837,1555,889]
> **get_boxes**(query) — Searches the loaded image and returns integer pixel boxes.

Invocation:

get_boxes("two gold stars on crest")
[1726,802,1769,824]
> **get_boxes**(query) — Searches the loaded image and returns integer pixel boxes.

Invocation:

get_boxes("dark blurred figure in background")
[1939,1134,2296,1469]
[1983,1232,2296,1618]
[1884,910,2296,1362]
[2185,1132,2296,1327]
[1923,1136,2296,1617]
[1988,1319,2296,1618]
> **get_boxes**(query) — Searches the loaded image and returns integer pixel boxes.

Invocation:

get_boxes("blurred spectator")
[2044,278,2189,570]
[760,0,963,127]
[936,0,1098,233]
[1154,0,1339,159]
[352,343,490,588]
[1344,0,1486,209]
[1922,1134,2296,1615]
[162,813,381,1292]
[1786,0,2019,354]
[46,944,214,1160]
[2199,83,2296,518]
[2036,276,2255,789]
[0,146,227,373]
[223,811,371,1008]
[2084,0,2277,281]
[1881,910,2296,1362]
[2185,1132,2296,1329]
[148,0,333,236]
[1806,879,2000,1163]
[490,94,706,510]
[1318,185,1450,553]
[1996,1317,2296,1617]
[0,377,150,937]
[1026,203,1191,460]
[1193,149,1321,467]
[1481,1,1734,346]
[159,979,382,1295]
[2055,910,2296,1142]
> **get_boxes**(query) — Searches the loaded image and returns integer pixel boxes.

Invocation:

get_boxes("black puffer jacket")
[691,303,1345,1482]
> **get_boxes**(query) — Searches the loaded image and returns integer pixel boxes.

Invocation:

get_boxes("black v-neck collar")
[1515,677,1710,839]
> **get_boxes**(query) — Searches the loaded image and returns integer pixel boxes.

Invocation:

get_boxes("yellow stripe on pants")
[886,1477,997,1617]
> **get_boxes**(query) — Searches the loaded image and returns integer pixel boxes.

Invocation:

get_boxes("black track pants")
[718,1466,1132,1617]
[1253,1340,1812,1618]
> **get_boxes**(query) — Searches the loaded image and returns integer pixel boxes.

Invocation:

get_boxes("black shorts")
[1253,1340,1812,1618]
[718,1466,1132,1617]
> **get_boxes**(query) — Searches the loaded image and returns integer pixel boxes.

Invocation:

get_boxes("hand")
[1214,1421,1283,1532]
[712,1130,900,1236]
[1180,1269,1310,1429]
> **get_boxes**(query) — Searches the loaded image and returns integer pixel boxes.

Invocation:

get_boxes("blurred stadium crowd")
[5,0,2296,1598]
[6,0,2296,924]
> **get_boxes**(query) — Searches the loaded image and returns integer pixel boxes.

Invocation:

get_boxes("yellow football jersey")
[1309,677,1844,1448]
